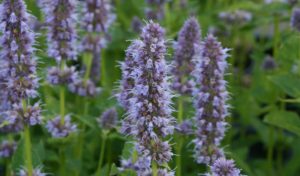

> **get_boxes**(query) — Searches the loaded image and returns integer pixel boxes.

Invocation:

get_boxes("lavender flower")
[7,102,42,126]
[0,0,39,103]
[158,169,175,176]
[81,0,115,34]
[131,16,143,33]
[208,158,241,176]
[0,115,23,133]
[193,34,230,164]
[0,140,17,158]
[46,115,77,138]
[90,52,102,83]
[68,79,101,97]
[262,55,277,71]
[19,167,47,176]
[97,108,118,130]
[47,66,78,85]
[219,10,252,25]
[40,0,77,62]
[172,17,201,95]
[291,8,300,32]
[80,0,115,51]
[175,120,193,135]
[117,40,143,111]
[145,0,167,20]
[0,0,41,131]
[120,155,151,175]
[123,21,174,173]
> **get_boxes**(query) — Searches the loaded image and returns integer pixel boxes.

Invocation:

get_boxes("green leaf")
[121,142,135,159]
[269,74,300,98]
[11,138,25,170]
[264,110,300,136]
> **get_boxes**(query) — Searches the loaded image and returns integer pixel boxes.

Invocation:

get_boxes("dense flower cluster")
[208,158,241,176]
[40,0,77,62]
[81,0,115,52]
[175,120,193,135]
[291,8,300,32]
[120,21,174,175]
[118,40,143,111]
[145,0,167,20]
[47,66,78,85]
[0,140,17,158]
[193,34,230,164]
[219,10,252,25]
[0,0,40,128]
[97,108,118,130]
[7,103,42,126]
[46,115,77,138]
[172,17,201,95]
[69,79,100,97]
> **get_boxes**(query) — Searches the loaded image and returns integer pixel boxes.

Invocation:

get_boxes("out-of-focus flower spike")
[193,34,230,165]
[172,17,201,95]
[291,8,300,32]
[97,107,118,130]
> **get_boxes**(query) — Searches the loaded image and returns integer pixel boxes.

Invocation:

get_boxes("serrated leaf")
[264,110,300,136]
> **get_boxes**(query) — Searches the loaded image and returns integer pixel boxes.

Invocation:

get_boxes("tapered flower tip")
[291,8,300,32]
[0,140,17,158]
[141,21,165,43]
[210,158,241,176]
[180,17,201,41]
[97,108,118,130]
[46,115,77,138]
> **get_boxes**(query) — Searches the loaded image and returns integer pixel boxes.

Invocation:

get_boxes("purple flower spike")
[145,0,167,20]
[7,102,42,126]
[40,0,77,62]
[175,120,193,135]
[80,0,115,52]
[68,79,101,97]
[172,17,201,95]
[47,66,78,85]
[193,34,230,165]
[97,108,118,130]
[121,21,174,174]
[291,8,300,32]
[46,115,77,138]
[0,0,39,102]
[209,158,241,176]
[0,140,17,158]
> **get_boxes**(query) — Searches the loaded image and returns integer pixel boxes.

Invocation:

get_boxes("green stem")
[96,133,107,175]
[24,125,33,176]
[22,99,33,176]
[267,126,274,175]
[74,53,93,176]
[83,53,93,84]
[175,97,184,176]
[60,60,66,124]
[59,146,66,176]
[60,86,65,124]
[5,159,11,176]
[152,162,158,176]
[101,50,107,88]
[106,139,111,176]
